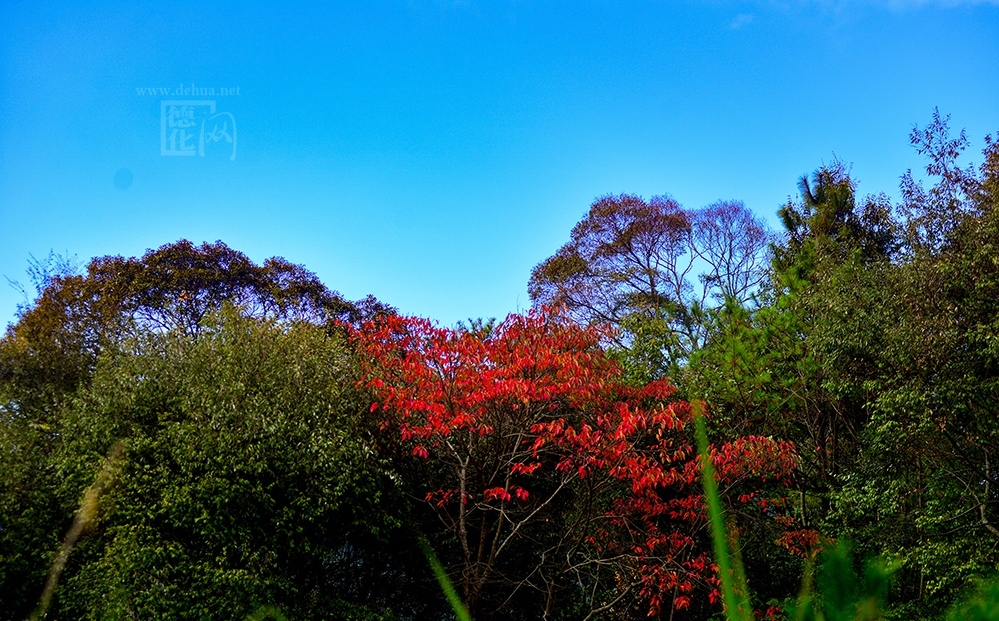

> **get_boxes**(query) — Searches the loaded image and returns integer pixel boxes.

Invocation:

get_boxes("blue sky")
[1,0,997,327]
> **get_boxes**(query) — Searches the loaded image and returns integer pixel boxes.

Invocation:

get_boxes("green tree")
[0,242,398,620]
[835,120,999,618]
[685,115,999,619]
[673,157,904,612]
[38,311,427,620]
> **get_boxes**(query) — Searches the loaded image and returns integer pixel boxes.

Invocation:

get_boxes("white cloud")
[729,13,756,27]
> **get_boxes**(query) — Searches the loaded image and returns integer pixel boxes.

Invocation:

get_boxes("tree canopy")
[4,111,999,620]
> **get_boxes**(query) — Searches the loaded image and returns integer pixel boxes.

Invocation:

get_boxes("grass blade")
[693,402,751,621]
[419,537,472,621]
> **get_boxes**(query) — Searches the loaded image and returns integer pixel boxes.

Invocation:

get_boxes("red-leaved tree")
[352,308,799,619]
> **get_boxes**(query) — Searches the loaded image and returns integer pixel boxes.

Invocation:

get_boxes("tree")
[4,251,82,319]
[838,120,999,618]
[529,195,693,327]
[900,108,984,251]
[0,242,396,620]
[685,115,999,618]
[6,310,428,621]
[693,201,772,303]
[353,307,800,619]
[1,239,391,398]
[529,195,771,371]
[775,160,898,279]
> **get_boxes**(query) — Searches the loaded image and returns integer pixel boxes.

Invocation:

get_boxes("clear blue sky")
[1,0,997,327]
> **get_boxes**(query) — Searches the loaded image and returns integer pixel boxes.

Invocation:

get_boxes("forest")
[2,111,998,620]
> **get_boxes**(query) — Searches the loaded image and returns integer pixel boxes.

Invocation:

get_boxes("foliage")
[696,400,897,621]
[0,242,396,620]
[529,195,771,369]
[4,250,82,319]
[0,239,390,405]
[693,405,752,621]
[6,110,999,620]
[946,578,999,621]
[1,311,430,620]
[668,113,999,618]
[353,307,800,619]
